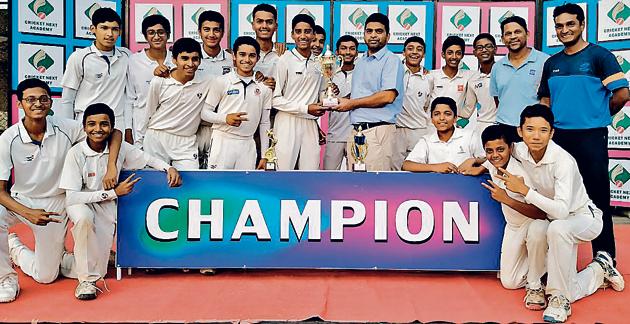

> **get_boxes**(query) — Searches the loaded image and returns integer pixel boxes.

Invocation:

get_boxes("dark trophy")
[352,126,368,172]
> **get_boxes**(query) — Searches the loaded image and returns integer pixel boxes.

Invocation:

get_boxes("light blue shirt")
[489,49,549,126]
[350,46,405,124]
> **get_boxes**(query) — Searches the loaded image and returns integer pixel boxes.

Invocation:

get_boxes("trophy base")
[322,97,339,108]
[353,163,367,172]
[265,162,277,171]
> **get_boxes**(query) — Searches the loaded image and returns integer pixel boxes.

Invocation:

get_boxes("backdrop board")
[230,0,281,44]
[541,0,595,54]
[116,171,505,271]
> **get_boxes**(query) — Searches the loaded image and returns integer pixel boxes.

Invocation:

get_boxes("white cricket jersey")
[328,69,353,142]
[202,71,272,141]
[429,68,476,118]
[59,141,170,205]
[273,48,325,120]
[483,158,535,227]
[61,44,132,129]
[196,48,233,80]
[405,128,484,165]
[254,49,280,79]
[127,50,174,114]
[397,66,432,129]
[470,71,497,123]
[0,116,84,198]
[513,141,593,220]
[144,73,210,137]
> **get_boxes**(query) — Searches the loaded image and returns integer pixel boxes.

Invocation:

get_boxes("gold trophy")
[264,129,278,171]
[314,45,343,108]
[351,126,368,172]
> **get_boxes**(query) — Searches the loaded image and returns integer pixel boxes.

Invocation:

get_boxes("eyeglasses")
[22,95,51,104]
[474,44,495,51]
[146,30,167,37]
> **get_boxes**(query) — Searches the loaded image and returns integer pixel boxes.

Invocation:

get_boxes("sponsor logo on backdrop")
[610,164,630,187]
[144,7,163,19]
[608,1,630,25]
[348,8,368,30]
[299,8,316,20]
[191,7,205,25]
[28,49,54,73]
[498,10,515,24]
[28,0,54,19]
[84,3,101,20]
[612,111,630,134]
[450,9,472,31]
[397,8,418,30]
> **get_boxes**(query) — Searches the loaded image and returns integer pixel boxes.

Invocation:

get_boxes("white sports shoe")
[594,251,624,292]
[543,295,571,323]
[524,285,547,310]
[7,233,25,266]
[75,281,99,300]
[0,275,19,303]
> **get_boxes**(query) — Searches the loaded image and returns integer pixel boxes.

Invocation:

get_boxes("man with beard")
[538,3,629,268]
[490,16,549,142]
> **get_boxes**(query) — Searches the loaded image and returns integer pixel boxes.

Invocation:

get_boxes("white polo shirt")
[0,116,84,198]
[273,48,325,120]
[254,49,280,79]
[144,73,210,137]
[328,69,353,142]
[397,66,432,129]
[196,48,233,81]
[483,158,535,227]
[513,141,593,220]
[405,128,484,165]
[59,141,170,204]
[202,71,272,141]
[470,71,497,123]
[429,68,476,118]
[61,44,132,129]
[127,50,174,113]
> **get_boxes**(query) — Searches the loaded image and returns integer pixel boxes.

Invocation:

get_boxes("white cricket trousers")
[346,124,396,171]
[143,128,199,170]
[500,219,549,290]
[197,124,213,168]
[547,202,605,302]
[274,111,320,170]
[132,107,147,149]
[208,130,257,170]
[66,201,116,282]
[323,142,347,170]
[0,194,73,283]
[392,127,430,171]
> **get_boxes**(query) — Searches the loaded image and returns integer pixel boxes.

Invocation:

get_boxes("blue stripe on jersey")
[607,78,629,92]
[548,75,612,129]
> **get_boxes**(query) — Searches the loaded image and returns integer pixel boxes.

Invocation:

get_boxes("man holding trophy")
[333,13,405,171]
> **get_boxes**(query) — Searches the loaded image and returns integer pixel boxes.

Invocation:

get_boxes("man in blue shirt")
[538,3,629,270]
[490,16,549,142]
[334,13,405,171]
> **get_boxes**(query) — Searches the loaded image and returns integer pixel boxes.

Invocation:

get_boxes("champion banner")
[116,171,505,271]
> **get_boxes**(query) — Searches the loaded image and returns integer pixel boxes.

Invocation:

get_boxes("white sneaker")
[543,295,571,323]
[524,285,547,310]
[0,275,19,303]
[75,281,98,300]
[594,251,624,291]
[7,233,25,266]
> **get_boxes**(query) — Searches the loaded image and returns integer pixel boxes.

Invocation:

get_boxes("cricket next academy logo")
[348,8,368,30]
[246,11,254,24]
[191,7,207,25]
[28,49,54,74]
[608,1,630,25]
[299,9,316,21]
[85,3,101,20]
[28,0,54,20]
[610,164,630,188]
[498,10,515,24]
[144,7,163,19]
[450,9,472,31]
[612,110,630,134]
[397,9,418,30]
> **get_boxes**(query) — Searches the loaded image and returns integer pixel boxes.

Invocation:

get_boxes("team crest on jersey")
[88,172,96,177]
[96,73,103,79]
[24,155,34,162]
[197,93,203,99]
[227,89,240,95]
[417,91,423,97]
[255,88,261,96]
[457,85,464,92]
[222,66,231,74]
[457,145,465,154]
[209,164,217,169]
[579,63,592,73]
[529,69,536,75]
[101,192,109,199]
[474,82,483,89]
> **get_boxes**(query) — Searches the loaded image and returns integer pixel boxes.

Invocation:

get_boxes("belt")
[352,121,392,131]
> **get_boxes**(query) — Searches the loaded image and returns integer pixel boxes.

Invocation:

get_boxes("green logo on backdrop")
[450,9,472,31]
[299,9,316,21]
[28,0,54,20]
[247,12,253,24]
[191,7,206,25]
[608,1,630,25]
[610,164,630,187]
[616,55,630,74]
[612,111,630,134]
[498,10,515,24]
[28,49,54,74]
[144,7,163,19]
[396,9,418,30]
[85,3,102,20]
[348,8,368,30]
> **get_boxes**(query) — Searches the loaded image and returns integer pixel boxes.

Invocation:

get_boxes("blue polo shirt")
[538,43,629,130]
[350,46,405,124]
[490,49,549,126]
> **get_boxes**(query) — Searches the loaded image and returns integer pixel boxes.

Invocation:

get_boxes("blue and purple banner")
[117,171,505,271]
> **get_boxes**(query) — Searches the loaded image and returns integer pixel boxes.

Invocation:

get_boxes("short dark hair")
[442,36,465,53]
[553,3,585,24]
[430,97,457,115]
[83,103,115,128]
[365,13,390,34]
[91,8,121,27]
[172,37,202,59]
[233,36,261,56]
[404,36,426,49]
[17,78,51,101]
[314,25,326,38]
[481,124,513,147]
[500,16,527,34]
[336,35,359,50]
[252,3,277,21]
[142,14,171,37]
[473,33,496,47]
[519,104,555,129]
[292,13,315,31]
[198,10,224,31]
